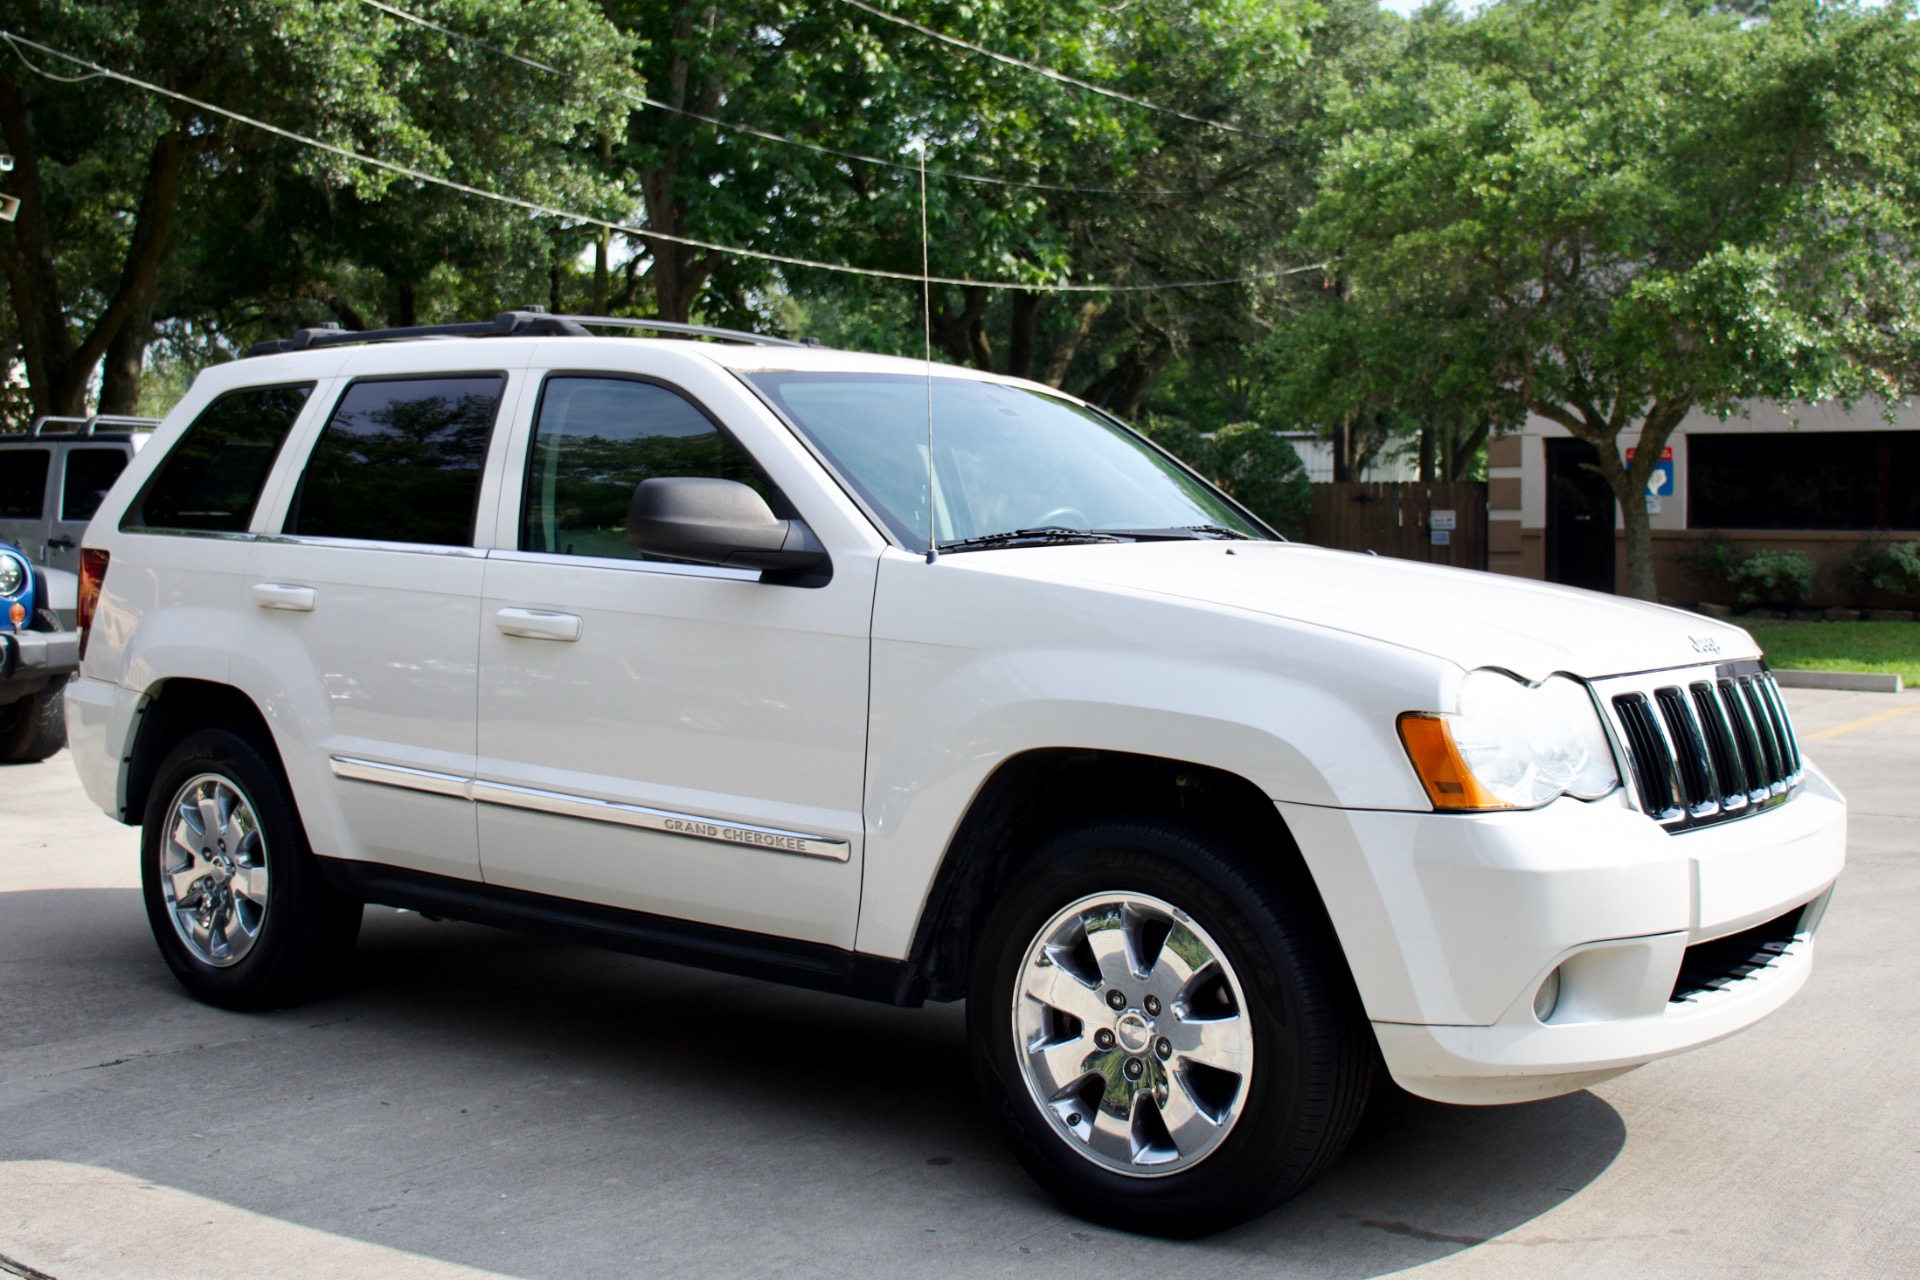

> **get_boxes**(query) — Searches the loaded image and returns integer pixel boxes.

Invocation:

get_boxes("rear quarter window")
[0,448,51,519]
[131,384,314,532]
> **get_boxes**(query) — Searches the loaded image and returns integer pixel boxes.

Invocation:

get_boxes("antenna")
[918,138,937,564]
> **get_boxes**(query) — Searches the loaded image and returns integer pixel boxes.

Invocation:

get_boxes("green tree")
[0,0,632,421]
[1291,0,1920,598]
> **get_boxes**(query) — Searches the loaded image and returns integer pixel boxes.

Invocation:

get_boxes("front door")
[1545,439,1616,593]
[475,373,872,948]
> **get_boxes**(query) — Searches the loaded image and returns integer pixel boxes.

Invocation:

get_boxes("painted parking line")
[1805,703,1920,740]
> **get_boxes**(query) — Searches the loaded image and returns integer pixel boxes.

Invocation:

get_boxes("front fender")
[852,552,1453,960]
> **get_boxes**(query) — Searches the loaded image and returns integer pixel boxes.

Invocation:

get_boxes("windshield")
[742,372,1268,552]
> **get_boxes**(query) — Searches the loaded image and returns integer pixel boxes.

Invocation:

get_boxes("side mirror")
[627,476,825,571]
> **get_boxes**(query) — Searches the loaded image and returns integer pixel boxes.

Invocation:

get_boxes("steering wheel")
[1030,506,1091,531]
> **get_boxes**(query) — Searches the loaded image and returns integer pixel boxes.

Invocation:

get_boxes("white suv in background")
[65,310,1845,1235]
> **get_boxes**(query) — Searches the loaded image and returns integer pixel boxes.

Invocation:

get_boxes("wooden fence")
[1304,481,1488,570]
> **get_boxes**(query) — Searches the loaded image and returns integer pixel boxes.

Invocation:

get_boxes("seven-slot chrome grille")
[1591,661,1803,832]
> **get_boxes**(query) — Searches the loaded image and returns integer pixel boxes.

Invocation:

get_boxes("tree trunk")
[0,71,190,418]
[1007,291,1044,380]
[1042,300,1104,388]
[1332,415,1354,483]
[631,6,723,323]
[593,226,611,315]
[99,293,155,415]
[1566,400,1688,602]
[1418,416,1436,482]
[1081,334,1172,419]
[932,287,989,367]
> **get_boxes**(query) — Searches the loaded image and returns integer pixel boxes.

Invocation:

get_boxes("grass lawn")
[1742,620,1920,683]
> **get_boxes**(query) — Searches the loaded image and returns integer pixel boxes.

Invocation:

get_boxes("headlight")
[1399,669,1621,811]
[0,552,25,599]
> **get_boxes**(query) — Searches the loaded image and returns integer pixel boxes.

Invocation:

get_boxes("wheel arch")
[124,678,285,826]
[900,747,1352,1005]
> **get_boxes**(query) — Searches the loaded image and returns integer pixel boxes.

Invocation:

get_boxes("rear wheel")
[0,680,66,763]
[968,819,1373,1236]
[141,728,362,1010]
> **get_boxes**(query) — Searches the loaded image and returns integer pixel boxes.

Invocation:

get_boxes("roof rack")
[27,414,162,437]
[244,306,819,358]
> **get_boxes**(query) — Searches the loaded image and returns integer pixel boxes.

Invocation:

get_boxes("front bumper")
[1280,763,1845,1104]
[0,629,80,701]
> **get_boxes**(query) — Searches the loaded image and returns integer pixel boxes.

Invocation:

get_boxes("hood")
[959,539,1758,683]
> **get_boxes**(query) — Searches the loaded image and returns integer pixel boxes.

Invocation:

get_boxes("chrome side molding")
[328,756,850,862]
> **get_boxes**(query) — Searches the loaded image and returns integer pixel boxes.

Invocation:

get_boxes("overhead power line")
[358,0,1201,197]
[0,29,1320,295]
[832,0,1269,140]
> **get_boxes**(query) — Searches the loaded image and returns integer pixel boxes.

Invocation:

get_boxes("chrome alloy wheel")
[1013,891,1255,1177]
[158,773,270,967]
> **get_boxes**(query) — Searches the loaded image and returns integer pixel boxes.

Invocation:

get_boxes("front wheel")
[141,728,362,1010]
[968,820,1373,1236]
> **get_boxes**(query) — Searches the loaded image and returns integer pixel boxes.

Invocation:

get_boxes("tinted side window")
[0,449,50,518]
[522,376,767,561]
[290,375,505,546]
[137,385,313,531]
[62,448,131,522]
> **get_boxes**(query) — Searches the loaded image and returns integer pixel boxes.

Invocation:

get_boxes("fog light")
[1533,967,1562,1023]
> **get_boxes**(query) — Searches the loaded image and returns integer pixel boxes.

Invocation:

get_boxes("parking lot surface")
[3,688,1916,1280]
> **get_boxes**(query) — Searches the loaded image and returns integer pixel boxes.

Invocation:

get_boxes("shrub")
[1209,423,1313,539]
[1730,547,1815,607]
[1840,540,1920,605]
[1673,536,1744,590]
[1676,537,1815,608]
[1130,416,1312,539]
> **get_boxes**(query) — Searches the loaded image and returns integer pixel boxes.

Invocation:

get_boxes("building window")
[1689,431,1920,531]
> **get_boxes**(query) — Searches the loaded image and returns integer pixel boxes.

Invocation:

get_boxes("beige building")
[1487,401,1920,606]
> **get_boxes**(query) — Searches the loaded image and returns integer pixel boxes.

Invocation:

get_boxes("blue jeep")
[0,538,77,762]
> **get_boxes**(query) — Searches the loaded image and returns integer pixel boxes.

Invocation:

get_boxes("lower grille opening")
[1670,907,1807,1004]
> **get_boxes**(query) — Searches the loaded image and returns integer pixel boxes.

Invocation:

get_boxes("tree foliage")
[1284,0,1920,598]
[2,0,1916,607]
[0,0,631,422]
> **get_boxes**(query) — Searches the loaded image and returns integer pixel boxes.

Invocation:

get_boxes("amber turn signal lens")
[1397,712,1513,811]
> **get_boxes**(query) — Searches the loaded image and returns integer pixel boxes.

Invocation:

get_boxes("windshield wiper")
[937,527,1124,554]
[1099,524,1258,541]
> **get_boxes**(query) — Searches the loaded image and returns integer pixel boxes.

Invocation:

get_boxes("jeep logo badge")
[1690,635,1722,655]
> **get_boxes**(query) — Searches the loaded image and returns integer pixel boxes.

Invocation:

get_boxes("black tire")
[967,819,1374,1237]
[0,679,66,763]
[140,727,362,1010]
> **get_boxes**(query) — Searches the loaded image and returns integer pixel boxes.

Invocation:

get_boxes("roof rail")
[27,414,162,437]
[244,306,817,358]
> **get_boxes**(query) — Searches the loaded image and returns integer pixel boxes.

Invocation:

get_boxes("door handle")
[47,537,74,551]
[251,583,317,612]
[495,608,582,642]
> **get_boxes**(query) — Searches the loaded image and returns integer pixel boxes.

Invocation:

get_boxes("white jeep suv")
[66,311,1845,1235]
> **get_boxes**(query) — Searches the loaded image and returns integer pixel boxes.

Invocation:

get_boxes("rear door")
[241,367,519,881]
[52,445,135,575]
[474,366,877,946]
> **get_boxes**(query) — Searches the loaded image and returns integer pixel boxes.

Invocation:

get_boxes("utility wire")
[0,29,1320,294]
[358,0,1202,197]
[833,0,1269,140]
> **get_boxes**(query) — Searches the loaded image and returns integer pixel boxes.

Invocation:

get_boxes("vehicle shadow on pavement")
[1,897,1626,1279]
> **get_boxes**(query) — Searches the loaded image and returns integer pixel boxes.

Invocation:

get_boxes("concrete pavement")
[2,688,1915,1279]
